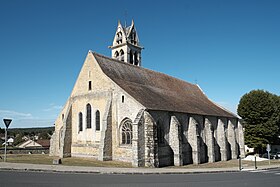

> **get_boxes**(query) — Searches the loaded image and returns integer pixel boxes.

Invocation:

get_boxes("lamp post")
[3,119,12,162]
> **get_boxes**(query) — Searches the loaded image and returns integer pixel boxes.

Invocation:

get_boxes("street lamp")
[3,119,12,162]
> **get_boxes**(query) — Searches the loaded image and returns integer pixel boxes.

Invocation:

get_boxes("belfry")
[109,20,143,66]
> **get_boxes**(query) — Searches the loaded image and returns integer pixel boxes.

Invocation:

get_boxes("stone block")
[53,158,62,165]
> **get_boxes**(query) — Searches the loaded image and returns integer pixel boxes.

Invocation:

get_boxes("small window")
[122,95,125,103]
[62,114,64,120]
[86,104,92,128]
[88,81,92,91]
[79,112,83,132]
[96,110,100,131]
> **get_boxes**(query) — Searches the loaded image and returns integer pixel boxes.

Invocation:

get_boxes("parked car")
[261,153,275,159]
[276,152,280,159]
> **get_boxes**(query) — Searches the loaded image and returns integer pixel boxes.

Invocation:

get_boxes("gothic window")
[117,32,122,44]
[79,112,83,132]
[131,29,136,44]
[122,95,125,103]
[95,110,100,131]
[114,51,119,59]
[120,49,124,61]
[121,119,133,145]
[134,52,138,66]
[129,50,133,64]
[86,104,92,128]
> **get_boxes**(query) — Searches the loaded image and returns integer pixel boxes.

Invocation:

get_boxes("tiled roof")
[36,139,50,148]
[93,52,236,118]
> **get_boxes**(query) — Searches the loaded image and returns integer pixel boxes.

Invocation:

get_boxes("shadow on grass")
[4,154,280,169]
[4,154,132,168]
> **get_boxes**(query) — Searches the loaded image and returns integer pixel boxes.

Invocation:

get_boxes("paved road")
[0,169,280,187]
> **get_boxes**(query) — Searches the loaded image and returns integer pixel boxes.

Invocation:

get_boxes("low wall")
[0,147,49,154]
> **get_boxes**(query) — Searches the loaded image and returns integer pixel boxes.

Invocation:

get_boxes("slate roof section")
[92,52,237,118]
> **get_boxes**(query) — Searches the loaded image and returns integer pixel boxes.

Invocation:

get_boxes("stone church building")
[50,21,245,167]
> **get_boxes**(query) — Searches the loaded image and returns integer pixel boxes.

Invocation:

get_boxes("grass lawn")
[3,154,132,168]
[2,154,280,169]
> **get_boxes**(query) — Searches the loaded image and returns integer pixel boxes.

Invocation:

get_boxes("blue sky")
[0,0,280,128]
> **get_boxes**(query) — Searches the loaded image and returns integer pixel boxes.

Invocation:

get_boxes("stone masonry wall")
[98,98,112,161]
[169,116,183,166]
[145,110,245,167]
[144,111,159,167]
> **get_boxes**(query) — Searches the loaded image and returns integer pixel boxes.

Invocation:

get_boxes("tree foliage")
[0,127,4,134]
[238,90,280,152]
[13,132,25,146]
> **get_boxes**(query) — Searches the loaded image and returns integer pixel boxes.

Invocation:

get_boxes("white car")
[276,152,280,159]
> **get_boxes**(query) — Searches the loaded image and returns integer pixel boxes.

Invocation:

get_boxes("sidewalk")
[0,162,279,174]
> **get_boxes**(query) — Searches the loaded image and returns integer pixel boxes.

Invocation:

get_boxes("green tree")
[13,132,24,146]
[237,90,280,153]
[0,127,4,134]
[39,131,51,140]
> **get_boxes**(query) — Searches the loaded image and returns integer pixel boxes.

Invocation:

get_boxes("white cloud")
[0,110,34,120]
[12,119,55,128]
[0,109,55,128]
[43,103,63,112]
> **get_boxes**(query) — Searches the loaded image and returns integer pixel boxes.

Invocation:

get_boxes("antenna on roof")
[195,78,198,85]
[124,10,127,28]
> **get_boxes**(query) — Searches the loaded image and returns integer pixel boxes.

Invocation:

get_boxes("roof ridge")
[89,51,236,118]
[91,51,197,87]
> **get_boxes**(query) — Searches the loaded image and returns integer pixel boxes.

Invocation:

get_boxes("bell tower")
[109,20,143,66]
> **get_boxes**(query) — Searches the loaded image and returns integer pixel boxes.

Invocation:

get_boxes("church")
[49,20,245,167]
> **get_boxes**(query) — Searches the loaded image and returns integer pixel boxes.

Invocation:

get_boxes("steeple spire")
[109,20,144,66]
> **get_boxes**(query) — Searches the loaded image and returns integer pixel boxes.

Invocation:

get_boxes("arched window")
[131,29,136,44]
[86,104,91,128]
[79,112,83,132]
[96,110,100,131]
[134,52,138,66]
[117,32,122,44]
[121,119,133,145]
[114,51,119,59]
[120,50,124,61]
[129,50,133,64]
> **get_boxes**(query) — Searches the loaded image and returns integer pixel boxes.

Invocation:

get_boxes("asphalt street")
[0,169,279,187]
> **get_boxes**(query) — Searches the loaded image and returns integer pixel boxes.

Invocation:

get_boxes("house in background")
[2,138,14,146]
[36,139,50,148]
[18,139,50,148]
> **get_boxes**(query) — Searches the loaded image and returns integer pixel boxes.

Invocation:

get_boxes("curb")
[0,168,240,175]
[0,163,279,175]
[0,166,240,175]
